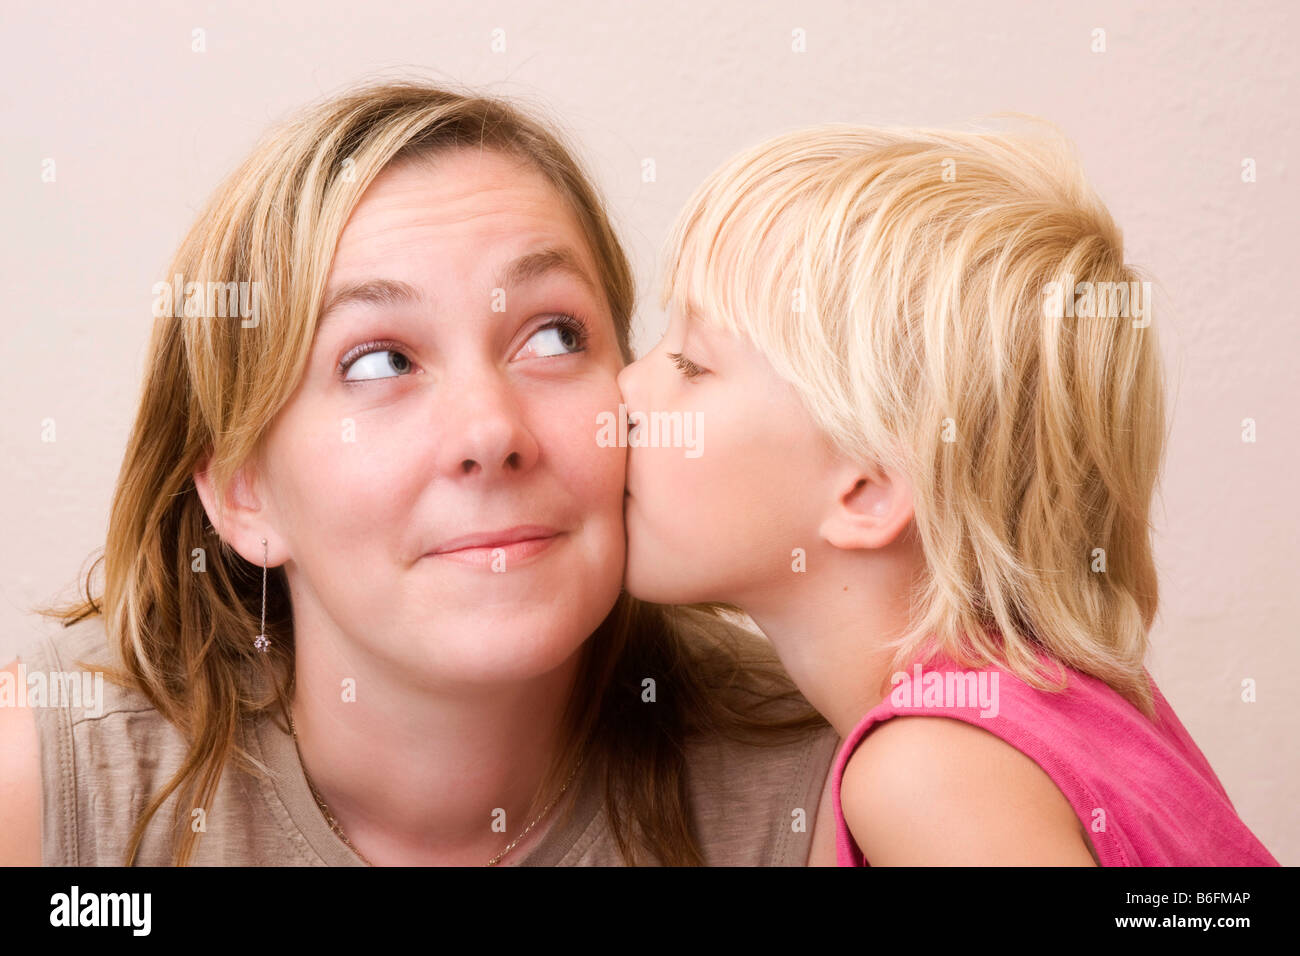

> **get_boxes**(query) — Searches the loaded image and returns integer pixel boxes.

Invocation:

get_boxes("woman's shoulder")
[6,614,185,864]
[682,713,840,865]
[668,607,842,865]
[0,656,42,864]
[11,613,157,723]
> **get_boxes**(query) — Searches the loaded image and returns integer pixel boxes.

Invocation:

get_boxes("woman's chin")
[401,627,593,688]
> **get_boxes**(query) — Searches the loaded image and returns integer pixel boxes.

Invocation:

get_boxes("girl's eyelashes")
[335,313,592,383]
[666,350,708,380]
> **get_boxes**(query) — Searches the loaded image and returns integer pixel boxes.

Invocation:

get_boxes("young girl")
[617,121,1280,866]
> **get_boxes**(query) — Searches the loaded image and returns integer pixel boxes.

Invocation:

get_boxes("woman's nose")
[434,375,540,479]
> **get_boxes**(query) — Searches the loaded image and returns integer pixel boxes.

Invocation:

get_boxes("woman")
[0,80,838,866]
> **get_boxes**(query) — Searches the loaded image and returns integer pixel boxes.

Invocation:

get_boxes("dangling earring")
[253,537,270,653]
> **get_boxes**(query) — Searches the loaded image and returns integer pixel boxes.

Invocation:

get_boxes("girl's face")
[617,307,838,609]
[249,149,627,686]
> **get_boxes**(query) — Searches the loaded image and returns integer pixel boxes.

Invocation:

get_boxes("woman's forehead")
[317,244,602,333]
[331,152,594,273]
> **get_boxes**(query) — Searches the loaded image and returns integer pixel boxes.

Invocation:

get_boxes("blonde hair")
[662,119,1167,718]
[39,79,824,865]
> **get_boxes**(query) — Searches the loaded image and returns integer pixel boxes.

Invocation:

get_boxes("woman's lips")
[425,526,562,568]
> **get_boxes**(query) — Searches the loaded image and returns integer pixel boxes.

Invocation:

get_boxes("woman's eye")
[341,346,413,382]
[337,317,588,382]
[667,351,708,380]
[517,315,589,359]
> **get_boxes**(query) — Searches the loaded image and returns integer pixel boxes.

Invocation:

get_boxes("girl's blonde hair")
[39,78,824,865]
[662,119,1167,718]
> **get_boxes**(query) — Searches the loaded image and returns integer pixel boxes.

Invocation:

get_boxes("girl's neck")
[741,538,929,740]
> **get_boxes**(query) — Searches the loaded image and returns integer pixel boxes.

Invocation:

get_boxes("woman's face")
[250,148,627,686]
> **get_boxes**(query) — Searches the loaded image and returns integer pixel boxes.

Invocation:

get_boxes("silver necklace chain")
[286,710,581,866]
[259,539,577,865]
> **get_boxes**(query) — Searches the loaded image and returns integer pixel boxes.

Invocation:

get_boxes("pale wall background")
[2,0,1296,863]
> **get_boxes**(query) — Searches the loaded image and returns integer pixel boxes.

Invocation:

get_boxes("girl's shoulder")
[835,649,1117,864]
[833,648,1279,866]
[838,710,1099,865]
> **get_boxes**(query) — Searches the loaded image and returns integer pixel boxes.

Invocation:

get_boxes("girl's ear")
[817,462,915,552]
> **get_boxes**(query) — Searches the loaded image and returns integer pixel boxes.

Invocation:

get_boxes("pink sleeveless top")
[831,652,1279,866]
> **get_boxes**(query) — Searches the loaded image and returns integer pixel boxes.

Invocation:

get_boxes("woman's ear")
[817,462,915,551]
[192,453,280,565]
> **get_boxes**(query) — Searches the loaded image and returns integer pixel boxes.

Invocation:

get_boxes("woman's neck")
[287,619,585,867]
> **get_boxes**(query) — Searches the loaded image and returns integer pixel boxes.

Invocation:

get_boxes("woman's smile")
[423,525,564,568]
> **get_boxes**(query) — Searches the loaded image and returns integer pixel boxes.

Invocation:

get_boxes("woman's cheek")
[588,385,630,490]
[274,409,413,541]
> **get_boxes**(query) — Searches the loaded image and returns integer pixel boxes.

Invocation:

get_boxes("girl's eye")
[516,314,590,360]
[340,343,414,382]
[667,351,708,380]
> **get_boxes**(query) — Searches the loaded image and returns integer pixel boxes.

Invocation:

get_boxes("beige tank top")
[17,615,839,866]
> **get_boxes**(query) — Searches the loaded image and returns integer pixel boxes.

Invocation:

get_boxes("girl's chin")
[620,562,699,608]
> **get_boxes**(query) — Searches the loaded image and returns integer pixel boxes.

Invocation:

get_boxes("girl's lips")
[425,529,562,568]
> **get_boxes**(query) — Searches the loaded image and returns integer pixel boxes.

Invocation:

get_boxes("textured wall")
[1,0,1295,863]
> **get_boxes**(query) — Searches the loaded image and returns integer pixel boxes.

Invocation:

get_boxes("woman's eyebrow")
[319,278,423,327]
[495,246,599,298]
[318,246,599,330]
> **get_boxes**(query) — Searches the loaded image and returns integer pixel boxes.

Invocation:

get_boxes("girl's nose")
[616,358,640,403]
